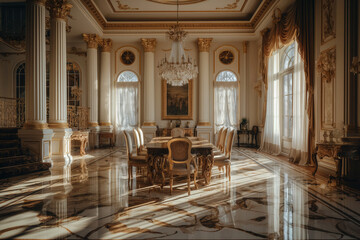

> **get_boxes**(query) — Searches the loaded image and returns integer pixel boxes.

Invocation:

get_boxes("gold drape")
[261,0,315,163]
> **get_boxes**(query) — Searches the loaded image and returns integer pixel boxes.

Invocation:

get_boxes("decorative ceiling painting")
[96,0,263,21]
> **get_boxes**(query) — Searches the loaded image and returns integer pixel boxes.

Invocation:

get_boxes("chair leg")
[187,174,191,196]
[128,165,132,180]
[227,165,231,181]
[170,173,173,195]
[194,170,198,189]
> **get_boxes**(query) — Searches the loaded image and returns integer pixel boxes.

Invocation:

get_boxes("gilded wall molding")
[46,0,72,20]
[317,47,336,83]
[141,38,157,52]
[242,41,248,53]
[197,38,212,52]
[82,33,102,49]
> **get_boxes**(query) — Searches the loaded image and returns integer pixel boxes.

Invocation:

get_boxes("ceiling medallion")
[158,0,198,86]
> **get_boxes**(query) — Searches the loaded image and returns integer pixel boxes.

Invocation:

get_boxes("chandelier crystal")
[158,1,198,86]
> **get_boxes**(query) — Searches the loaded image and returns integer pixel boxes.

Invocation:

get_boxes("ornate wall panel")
[321,0,336,44]
[320,47,336,129]
[114,46,141,80]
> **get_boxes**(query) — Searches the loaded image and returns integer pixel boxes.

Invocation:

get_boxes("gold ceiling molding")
[79,0,275,30]
[116,0,139,10]
[147,0,206,5]
[250,0,276,28]
[216,0,240,10]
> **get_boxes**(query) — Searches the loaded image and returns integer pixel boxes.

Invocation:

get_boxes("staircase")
[0,128,51,179]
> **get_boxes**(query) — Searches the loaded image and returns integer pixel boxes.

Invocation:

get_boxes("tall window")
[214,70,238,131]
[116,71,139,130]
[280,43,294,152]
[66,62,81,106]
[261,41,308,164]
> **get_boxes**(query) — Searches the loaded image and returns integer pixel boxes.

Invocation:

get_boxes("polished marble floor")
[0,147,360,239]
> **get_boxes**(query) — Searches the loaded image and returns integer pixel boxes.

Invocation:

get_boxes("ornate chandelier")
[158,0,198,86]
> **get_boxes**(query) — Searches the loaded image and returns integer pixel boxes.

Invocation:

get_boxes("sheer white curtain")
[116,83,138,130]
[260,51,281,154]
[214,71,238,132]
[113,71,139,146]
[289,41,308,165]
[214,84,238,131]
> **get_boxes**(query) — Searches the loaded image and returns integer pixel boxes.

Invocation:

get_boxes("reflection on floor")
[0,147,360,239]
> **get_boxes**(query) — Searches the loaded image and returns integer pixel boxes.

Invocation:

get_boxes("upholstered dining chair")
[214,127,228,156]
[137,127,146,151]
[171,127,185,137]
[213,128,235,181]
[133,128,147,156]
[215,127,224,148]
[123,130,148,182]
[167,138,198,195]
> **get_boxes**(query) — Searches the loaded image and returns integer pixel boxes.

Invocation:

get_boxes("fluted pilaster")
[141,38,157,126]
[83,34,101,127]
[197,38,212,126]
[99,39,112,128]
[24,0,47,129]
[48,0,72,128]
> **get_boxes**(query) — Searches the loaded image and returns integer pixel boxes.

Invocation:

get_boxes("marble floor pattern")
[0,147,360,239]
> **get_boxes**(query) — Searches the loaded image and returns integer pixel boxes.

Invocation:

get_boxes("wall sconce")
[350,56,360,75]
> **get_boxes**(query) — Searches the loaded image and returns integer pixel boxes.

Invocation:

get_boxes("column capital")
[197,38,213,52]
[243,41,248,54]
[46,0,72,20]
[141,38,157,52]
[82,33,102,49]
[100,38,113,52]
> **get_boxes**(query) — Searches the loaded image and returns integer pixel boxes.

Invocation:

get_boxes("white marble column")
[47,0,73,171]
[99,39,113,133]
[83,33,101,148]
[141,38,157,141]
[19,0,54,163]
[197,38,213,142]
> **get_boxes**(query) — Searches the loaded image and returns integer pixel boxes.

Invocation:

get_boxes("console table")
[312,142,360,185]
[71,131,89,156]
[237,127,258,148]
[99,132,115,147]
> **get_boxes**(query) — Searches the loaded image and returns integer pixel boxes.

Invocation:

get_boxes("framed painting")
[161,79,193,120]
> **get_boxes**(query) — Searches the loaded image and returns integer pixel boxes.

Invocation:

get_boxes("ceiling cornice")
[79,0,275,31]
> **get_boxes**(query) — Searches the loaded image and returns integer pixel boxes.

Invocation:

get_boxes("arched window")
[214,70,238,131]
[116,71,139,130]
[66,62,81,106]
[16,62,26,99]
[280,43,295,142]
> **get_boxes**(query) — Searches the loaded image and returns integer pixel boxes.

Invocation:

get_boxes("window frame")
[278,43,295,153]
[213,70,239,132]
[115,70,141,129]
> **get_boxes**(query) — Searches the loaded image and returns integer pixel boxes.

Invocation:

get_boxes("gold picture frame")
[161,79,193,120]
